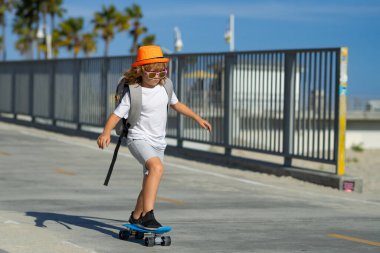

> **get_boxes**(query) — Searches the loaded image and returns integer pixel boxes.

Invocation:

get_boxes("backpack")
[104,77,174,186]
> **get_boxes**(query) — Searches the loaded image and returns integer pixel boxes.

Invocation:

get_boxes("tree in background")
[57,17,84,58]
[92,4,130,57]
[13,0,40,59]
[141,35,156,47]
[0,0,16,61]
[37,0,66,59]
[125,4,155,54]
[10,2,155,59]
[46,0,66,36]
[81,32,97,57]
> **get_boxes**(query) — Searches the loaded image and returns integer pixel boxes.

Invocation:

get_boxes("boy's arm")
[102,113,122,134]
[98,113,122,149]
[170,102,212,132]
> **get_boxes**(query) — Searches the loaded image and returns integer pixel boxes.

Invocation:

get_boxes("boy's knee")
[146,158,164,174]
[149,164,164,174]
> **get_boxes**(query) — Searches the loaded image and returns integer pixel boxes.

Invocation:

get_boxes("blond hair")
[122,62,168,86]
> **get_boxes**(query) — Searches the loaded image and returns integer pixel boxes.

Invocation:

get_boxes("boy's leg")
[142,157,164,214]
[132,176,147,219]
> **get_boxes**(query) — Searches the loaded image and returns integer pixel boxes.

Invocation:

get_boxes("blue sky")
[4,0,380,98]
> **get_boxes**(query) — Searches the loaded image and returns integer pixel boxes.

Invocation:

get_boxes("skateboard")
[119,223,172,247]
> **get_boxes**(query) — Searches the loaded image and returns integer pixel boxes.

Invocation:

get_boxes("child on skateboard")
[97,45,212,230]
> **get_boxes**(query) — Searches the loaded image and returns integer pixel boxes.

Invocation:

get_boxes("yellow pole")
[337,47,348,176]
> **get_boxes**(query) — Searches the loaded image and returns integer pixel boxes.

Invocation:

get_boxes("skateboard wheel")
[145,237,155,247]
[119,230,130,240]
[135,232,144,239]
[161,236,171,246]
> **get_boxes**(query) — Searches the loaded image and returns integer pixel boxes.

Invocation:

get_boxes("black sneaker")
[137,210,162,230]
[128,211,140,224]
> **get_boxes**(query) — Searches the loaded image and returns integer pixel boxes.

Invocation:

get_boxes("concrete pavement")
[0,121,379,253]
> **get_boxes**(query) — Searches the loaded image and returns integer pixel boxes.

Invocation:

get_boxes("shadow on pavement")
[25,211,126,239]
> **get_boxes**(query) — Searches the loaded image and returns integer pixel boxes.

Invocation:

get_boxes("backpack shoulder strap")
[128,83,142,129]
[163,78,173,105]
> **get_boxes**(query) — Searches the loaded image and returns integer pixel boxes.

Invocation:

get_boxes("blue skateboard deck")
[122,223,172,234]
[119,223,172,246]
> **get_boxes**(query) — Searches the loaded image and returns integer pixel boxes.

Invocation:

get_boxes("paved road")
[0,121,379,253]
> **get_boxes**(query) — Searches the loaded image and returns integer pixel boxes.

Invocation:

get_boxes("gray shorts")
[127,138,165,175]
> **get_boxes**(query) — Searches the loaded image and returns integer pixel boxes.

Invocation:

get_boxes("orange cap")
[131,45,169,68]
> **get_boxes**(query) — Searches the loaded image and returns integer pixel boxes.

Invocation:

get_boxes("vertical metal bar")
[311,51,317,158]
[265,53,269,150]
[248,53,253,148]
[254,53,258,148]
[258,53,263,149]
[102,57,109,125]
[297,53,302,156]
[317,51,322,158]
[283,52,296,166]
[238,54,242,147]
[196,56,200,141]
[269,53,273,152]
[275,53,279,152]
[11,64,16,119]
[50,60,56,126]
[233,54,239,147]
[224,53,234,156]
[219,55,223,145]
[292,53,297,156]
[328,51,333,161]
[302,52,307,157]
[307,52,312,157]
[74,59,81,129]
[244,53,249,147]
[335,48,348,175]
[177,57,184,148]
[29,64,34,122]
[279,53,284,153]
[198,56,201,141]
[322,51,328,160]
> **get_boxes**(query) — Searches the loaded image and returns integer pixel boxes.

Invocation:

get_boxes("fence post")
[176,56,184,148]
[102,57,109,125]
[74,59,81,130]
[29,64,35,122]
[283,52,296,167]
[224,53,236,156]
[11,65,16,119]
[335,47,348,176]
[50,60,56,126]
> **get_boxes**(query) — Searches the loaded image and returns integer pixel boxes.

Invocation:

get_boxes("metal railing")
[0,47,348,175]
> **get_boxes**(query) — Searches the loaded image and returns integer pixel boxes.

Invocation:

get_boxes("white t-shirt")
[113,84,179,150]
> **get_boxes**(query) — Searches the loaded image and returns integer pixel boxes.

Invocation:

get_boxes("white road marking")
[4,220,20,224]
[62,240,98,252]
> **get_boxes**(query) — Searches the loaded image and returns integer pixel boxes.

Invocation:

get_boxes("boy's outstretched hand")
[97,132,111,149]
[197,118,212,132]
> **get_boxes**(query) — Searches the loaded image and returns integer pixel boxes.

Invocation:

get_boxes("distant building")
[366,100,380,112]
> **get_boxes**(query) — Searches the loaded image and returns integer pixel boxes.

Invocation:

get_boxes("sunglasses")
[142,67,167,80]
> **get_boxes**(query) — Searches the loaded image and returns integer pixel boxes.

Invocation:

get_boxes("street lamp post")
[37,24,52,59]
[174,26,183,52]
[224,14,235,52]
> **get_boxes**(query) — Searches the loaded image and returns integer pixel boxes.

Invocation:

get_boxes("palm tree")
[58,17,84,58]
[0,0,16,61]
[81,32,97,57]
[92,4,130,57]
[13,0,40,59]
[46,0,66,35]
[125,4,146,54]
[13,20,33,56]
[38,0,49,59]
[141,34,155,46]
[48,28,66,58]
[46,0,65,58]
